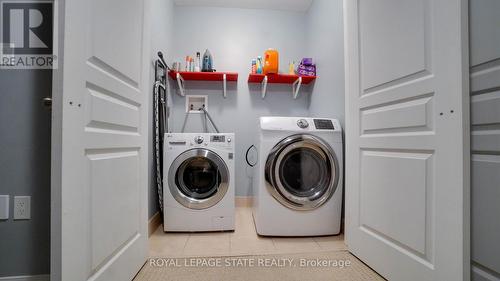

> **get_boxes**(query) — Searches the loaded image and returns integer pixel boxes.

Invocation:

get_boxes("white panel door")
[344,0,470,280]
[51,0,151,280]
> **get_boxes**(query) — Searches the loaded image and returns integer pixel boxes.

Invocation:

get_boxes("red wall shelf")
[247,73,316,84]
[169,71,238,81]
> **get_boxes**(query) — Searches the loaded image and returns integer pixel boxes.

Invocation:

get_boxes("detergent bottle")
[263,48,279,74]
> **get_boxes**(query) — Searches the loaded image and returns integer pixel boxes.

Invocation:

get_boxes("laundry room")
[1,0,496,280]
[146,0,352,277]
[153,0,344,218]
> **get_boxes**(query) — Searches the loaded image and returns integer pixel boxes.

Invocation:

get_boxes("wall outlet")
[0,195,8,220]
[14,196,30,220]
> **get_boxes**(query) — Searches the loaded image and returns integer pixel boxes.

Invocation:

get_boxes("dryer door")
[169,148,229,210]
[265,134,339,210]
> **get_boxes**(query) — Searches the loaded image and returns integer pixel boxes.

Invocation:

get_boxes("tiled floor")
[149,207,346,257]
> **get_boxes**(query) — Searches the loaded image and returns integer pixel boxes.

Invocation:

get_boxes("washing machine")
[163,133,235,232]
[253,117,343,236]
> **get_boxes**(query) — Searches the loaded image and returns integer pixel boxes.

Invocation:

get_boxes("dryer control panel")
[313,119,335,130]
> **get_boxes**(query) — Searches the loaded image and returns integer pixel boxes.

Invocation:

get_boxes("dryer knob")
[194,136,204,144]
[297,119,309,129]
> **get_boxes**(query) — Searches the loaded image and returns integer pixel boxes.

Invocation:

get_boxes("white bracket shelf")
[261,76,268,99]
[223,74,227,98]
[259,75,303,99]
[176,73,185,97]
[292,76,302,99]
[173,72,231,98]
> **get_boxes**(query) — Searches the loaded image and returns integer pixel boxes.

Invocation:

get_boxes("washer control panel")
[210,135,226,143]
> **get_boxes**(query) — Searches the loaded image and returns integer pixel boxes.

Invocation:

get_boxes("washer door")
[169,148,229,210]
[265,134,339,210]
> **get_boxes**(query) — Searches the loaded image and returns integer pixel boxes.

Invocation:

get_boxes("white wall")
[306,0,345,125]
[169,6,313,196]
[148,0,175,217]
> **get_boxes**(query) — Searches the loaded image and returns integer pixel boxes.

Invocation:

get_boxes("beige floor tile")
[229,234,275,255]
[313,234,347,251]
[271,237,321,254]
[149,225,190,257]
[234,208,256,236]
[183,232,231,257]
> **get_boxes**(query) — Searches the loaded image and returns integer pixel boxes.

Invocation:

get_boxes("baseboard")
[235,196,253,207]
[148,211,162,237]
[0,275,49,281]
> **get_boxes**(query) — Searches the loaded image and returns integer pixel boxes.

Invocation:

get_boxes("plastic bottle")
[251,59,257,74]
[263,48,279,74]
[256,56,263,74]
[202,49,213,72]
[289,61,295,75]
[185,56,190,71]
[195,52,201,72]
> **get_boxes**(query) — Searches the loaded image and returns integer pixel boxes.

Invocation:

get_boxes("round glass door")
[265,134,339,210]
[169,149,229,209]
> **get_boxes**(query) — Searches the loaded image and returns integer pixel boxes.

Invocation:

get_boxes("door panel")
[470,0,500,280]
[52,0,150,280]
[344,0,469,280]
[359,0,430,92]
[360,150,432,257]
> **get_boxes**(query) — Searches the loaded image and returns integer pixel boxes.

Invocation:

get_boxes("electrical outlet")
[0,195,8,220]
[14,196,30,220]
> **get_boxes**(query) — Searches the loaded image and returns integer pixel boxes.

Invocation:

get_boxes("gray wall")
[469,0,500,280]
[306,0,345,125]
[0,70,52,276]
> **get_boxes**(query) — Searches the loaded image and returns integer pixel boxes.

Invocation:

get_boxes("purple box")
[297,63,316,76]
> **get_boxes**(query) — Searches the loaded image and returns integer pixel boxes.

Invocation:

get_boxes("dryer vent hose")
[245,145,257,167]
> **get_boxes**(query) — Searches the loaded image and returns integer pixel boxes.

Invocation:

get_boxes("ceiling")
[173,0,314,12]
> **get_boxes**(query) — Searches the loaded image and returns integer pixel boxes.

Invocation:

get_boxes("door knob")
[42,97,52,109]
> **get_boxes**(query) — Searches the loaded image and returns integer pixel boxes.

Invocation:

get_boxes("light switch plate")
[0,195,8,220]
[14,196,30,220]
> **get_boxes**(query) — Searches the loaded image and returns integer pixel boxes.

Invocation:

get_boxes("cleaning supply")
[185,56,190,71]
[251,59,257,74]
[288,61,295,75]
[256,56,263,74]
[263,48,279,74]
[190,57,195,72]
[202,49,213,72]
[195,52,201,72]
[297,58,316,76]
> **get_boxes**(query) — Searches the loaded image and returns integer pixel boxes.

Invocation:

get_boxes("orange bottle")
[263,48,279,74]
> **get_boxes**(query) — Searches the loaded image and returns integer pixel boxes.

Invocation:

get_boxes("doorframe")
[342,0,471,279]
[50,0,64,279]
[50,0,154,279]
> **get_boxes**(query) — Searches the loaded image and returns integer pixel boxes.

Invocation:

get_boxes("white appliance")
[253,117,343,236]
[163,133,235,232]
